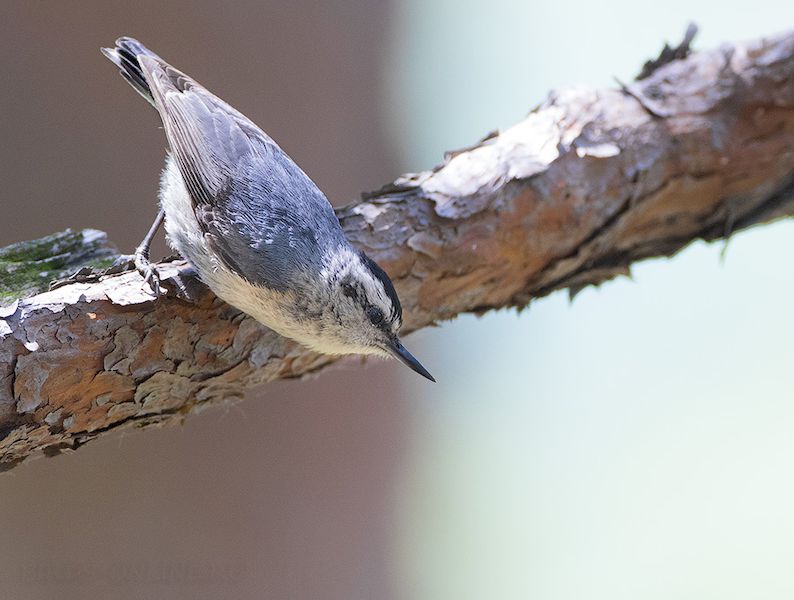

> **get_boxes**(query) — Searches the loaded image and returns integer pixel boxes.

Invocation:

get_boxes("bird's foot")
[111,248,165,297]
[133,248,165,298]
[50,251,185,299]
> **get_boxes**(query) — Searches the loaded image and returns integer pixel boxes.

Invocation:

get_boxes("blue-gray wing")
[137,55,343,290]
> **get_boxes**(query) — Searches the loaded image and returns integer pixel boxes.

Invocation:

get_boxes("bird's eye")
[367,306,385,326]
[341,282,356,298]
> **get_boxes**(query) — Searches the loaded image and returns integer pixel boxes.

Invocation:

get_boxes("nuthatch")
[102,37,434,381]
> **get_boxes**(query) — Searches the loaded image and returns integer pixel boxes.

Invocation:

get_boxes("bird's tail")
[101,37,161,107]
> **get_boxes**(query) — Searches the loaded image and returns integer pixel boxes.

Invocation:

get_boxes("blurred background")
[1,1,793,599]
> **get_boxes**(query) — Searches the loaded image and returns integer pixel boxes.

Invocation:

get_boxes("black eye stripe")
[341,282,357,298]
[366,306,385,326]
[358,251,402,323]
[340,278,394,328]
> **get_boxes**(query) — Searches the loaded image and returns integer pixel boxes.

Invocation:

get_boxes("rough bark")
[1,29,793,470]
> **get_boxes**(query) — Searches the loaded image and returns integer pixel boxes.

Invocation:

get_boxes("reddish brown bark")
[2,29,793,470]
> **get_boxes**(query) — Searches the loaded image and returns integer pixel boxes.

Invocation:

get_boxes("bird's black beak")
[385,338,435,382]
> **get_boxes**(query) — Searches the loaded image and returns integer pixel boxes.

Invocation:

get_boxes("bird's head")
[314,247,434,381]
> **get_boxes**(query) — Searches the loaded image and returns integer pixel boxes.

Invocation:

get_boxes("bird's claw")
[50,251,174,297]
[133,249,166,298]
[112,251,165,297]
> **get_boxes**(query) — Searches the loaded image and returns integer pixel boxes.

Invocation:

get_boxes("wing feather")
[135,55,343,290]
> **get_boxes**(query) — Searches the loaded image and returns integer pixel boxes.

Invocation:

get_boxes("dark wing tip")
[114,37,149,56]
[101,37,162,106]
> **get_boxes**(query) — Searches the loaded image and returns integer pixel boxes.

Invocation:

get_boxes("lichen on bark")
[0,229,117,302]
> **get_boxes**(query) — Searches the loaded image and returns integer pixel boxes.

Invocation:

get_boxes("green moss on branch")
[0,229,117,303]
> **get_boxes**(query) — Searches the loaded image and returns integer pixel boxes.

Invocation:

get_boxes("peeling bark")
[1,29,793,470]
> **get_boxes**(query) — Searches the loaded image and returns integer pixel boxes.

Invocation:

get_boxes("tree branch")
[2,28,793,470]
